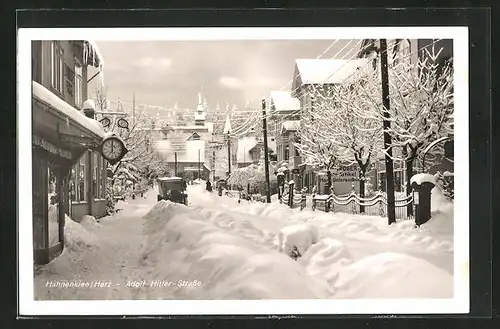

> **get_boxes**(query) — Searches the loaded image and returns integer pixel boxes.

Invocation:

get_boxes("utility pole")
[262,98,271,203]
[379,39,397,225]
[174,152,178,176]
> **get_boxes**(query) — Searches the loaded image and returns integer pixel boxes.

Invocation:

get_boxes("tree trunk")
[326,170,332,195]
[406,157,415,217]
[359,169,366,213]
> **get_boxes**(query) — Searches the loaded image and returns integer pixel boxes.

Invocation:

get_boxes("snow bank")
[80,215,101,230]
[64,215,99,252]
[333,252,453,298]
[277,224,319,259]
[299,238,354,286]
[139,202,332,299]
[420,187,454,235]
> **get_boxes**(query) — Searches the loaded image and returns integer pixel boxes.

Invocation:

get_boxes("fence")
[312,191,414,220]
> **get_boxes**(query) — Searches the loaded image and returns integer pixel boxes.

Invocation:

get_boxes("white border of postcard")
[18,26,469,315]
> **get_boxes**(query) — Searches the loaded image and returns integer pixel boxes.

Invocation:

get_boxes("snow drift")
[139,201,332,299]
[278,223,319,259]
[64,215,99,252]
[333,252,453,298]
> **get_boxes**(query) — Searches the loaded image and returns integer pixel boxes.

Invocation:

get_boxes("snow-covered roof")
[171,125,211,132]
[158,176,183,181]
[280,120,301,134]
[32,81,105,138]
[293,58,370,86]
[235,137,276,163]
[236,137,259,163]
[155,139,206,163]
[270,91,300,113]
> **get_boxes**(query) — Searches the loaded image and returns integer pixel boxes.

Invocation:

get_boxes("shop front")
[32,82,105,265]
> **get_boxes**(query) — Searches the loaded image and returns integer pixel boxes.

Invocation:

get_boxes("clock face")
[102,137,124,161]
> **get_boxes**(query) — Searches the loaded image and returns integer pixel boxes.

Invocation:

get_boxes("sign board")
[333,164,359,182]
[59,133,99,148]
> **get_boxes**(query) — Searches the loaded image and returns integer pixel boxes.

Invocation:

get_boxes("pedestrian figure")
[206,180,213,192]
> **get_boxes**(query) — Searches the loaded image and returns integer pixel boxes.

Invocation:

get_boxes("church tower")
[194,87,207,126]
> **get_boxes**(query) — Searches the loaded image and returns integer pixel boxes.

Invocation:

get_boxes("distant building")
[154,89,214,180]
[235,136,276,168]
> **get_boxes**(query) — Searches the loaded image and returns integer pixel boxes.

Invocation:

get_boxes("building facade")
[31,40,106,264]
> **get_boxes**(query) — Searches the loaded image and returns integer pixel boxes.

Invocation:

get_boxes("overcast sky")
[88,40,359,114]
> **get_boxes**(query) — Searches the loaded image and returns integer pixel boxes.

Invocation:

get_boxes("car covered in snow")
[157,177,188,205]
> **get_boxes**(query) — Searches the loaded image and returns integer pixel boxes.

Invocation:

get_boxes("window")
[64,63,75,100]
[50,41,64,94]
[294,146,300,157]
[78,153,87,202]
[47,166,60,247]
[70,166,77,201]
[74,60,83,108]
[92,153,98,199]
[100,157,107,199]
[284,146,289,160]
[32,41,42,83]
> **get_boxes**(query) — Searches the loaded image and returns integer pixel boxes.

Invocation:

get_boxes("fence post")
[300,193,306,211]
[289,181,294,208]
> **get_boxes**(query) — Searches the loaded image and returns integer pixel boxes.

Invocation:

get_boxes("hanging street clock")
[100,134,128,165]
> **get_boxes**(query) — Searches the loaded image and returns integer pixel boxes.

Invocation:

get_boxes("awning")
[32,81,105,163]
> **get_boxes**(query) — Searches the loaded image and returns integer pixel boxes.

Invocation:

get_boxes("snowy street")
[35,183,454,300]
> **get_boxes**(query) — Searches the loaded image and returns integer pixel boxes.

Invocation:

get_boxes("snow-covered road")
[34,183,454,300]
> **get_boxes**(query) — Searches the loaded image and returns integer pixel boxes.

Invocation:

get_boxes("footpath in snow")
[34,184,454,300]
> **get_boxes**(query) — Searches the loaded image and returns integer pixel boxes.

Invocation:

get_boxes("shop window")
[70,166,77,201]
[92,153,98,199]
[78,153,87,202]
[100,157,107,199]
[50,41,64,94]
[47,166,60,248]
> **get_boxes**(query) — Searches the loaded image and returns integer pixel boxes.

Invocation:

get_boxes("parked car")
[157,177,188,205]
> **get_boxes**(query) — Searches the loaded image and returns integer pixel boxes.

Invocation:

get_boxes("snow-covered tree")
[294,85,342,195]
[360,44,454,197]
[93,86,159,193]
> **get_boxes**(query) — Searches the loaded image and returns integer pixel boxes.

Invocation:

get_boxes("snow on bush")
[138,203,331,299]
[410,173,437,185]
[63,215,99,252]
[277,223,319,259]
[299,238,354,286]
[332,252,453,298]
[80,215,102,230]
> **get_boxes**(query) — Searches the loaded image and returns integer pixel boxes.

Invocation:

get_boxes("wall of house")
[39,41,88,110]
